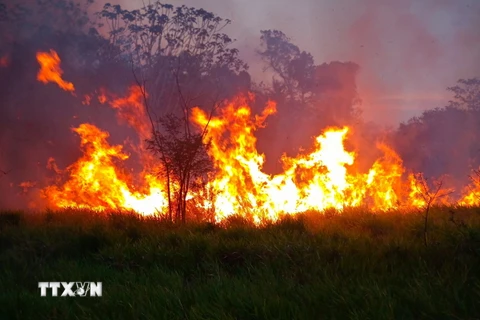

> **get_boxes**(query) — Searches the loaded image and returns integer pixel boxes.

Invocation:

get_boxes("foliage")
[99,2,243,69]
[448,77,480,111]
[257,30,360,123]
[258,30,315,105]
[98,3,250,224]
[1,208,480,319]
[0,0,96,43]
[99,1,249,115]
[393,78,480,186]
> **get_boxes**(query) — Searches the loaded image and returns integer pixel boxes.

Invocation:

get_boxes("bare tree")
[413,173,453,246]
[133,72,216,223]
[99,1,249,222]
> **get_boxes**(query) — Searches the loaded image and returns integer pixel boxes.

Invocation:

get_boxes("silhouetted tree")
[392,77,480,194]
[100,1,250,222]
[412,173,453,246]
[448,78,480,111]
[257,30,360,122]
[99,2,249,116]
[258,30,315,105]
[145,111,213,223]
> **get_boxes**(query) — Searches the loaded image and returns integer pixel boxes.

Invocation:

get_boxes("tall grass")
[0,207,479,319]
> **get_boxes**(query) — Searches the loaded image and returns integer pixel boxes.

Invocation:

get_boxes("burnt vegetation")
[1,0,480,318]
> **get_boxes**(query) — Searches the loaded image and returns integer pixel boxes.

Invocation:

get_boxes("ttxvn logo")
[38,282,102,297]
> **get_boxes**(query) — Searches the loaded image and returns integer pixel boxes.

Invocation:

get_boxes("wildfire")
[36,50,75,92]
[191,97,430,222]
[458,174,480,206]
[42,124,167,215]
[30,49,479,222]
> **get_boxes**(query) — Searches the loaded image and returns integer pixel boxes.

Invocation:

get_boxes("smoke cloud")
[114,0,480,125]
[0,0,479,211]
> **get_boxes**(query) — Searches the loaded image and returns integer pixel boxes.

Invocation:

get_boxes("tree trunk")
[181,172,190,224]
[166,169,172,222]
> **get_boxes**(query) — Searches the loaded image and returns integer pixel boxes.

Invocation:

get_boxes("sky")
[110,0,480,125]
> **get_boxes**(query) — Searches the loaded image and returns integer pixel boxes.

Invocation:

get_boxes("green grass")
[1,207,480,320]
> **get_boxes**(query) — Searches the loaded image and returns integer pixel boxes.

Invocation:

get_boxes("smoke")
[0,0,136,208]
[113,0,480,125]
[0,0,479,209]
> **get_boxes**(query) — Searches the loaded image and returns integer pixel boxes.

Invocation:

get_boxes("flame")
[36,50,75,92]
[42,124,166,215]
[82,87,150,138]
[107,86,150,139]
[190,95,433,222]
[40,69,164,215]
[40,91,457,221]
[458,174,480,206]
[32,50,475,221]
[19,181,37,193]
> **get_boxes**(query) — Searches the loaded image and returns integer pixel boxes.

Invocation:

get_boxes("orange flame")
[190,95,432,222]
[458,174,480,206]
[43,124,166,215]
[108,86,150,139]
[41,91,461,221]
[31,51,468,221]
[36,50,75,92]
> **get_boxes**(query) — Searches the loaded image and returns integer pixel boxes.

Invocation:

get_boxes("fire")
[43,124,166,215]
[82,87,150,138]
[107,86,150,139]
[38,89,455,221]
[458,173,480,206]
[31,49,478,222]
[190,96,433,222]
[36,50,75,92]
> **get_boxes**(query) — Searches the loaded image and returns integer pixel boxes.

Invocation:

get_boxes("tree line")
[0,0,479,222]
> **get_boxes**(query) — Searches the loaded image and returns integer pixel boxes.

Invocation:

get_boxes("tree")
[393,78,480,191]
[254,29,362,171]
[257,30,360,122]
[99,1,250,222]
[133,70,215,223]
[448,78,480,111]
[312,61,361,124]
[0,0,99,50]
[145,112,213,223]
[412,174,453,246]
[99,2,249,117]
[258,30,315,105]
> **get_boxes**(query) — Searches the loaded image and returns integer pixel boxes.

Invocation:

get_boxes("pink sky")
[111,0,480,125]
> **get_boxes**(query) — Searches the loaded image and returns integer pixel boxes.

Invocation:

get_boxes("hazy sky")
[111,0,480,125]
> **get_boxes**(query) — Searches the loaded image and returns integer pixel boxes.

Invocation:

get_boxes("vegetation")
[1,207,480,319]
[1,1,480,317]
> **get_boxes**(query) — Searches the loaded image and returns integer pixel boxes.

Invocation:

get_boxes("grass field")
[1,207,480,320]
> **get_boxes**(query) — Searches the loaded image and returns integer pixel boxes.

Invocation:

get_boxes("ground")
[0,207,479,319]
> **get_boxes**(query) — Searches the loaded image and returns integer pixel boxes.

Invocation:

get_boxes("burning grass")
[1,207,479,319]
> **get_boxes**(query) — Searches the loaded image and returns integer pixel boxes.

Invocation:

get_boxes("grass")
[0,207,480,320]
